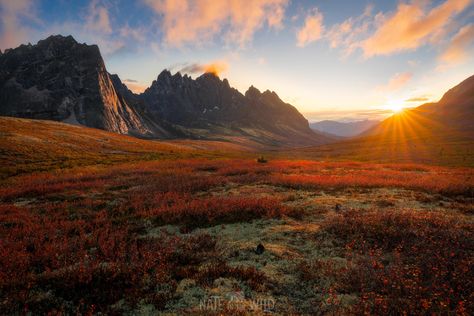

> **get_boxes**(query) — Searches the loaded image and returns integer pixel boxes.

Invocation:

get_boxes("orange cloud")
[377,72,413,92]
[439,24,474,65]
[296,9,324,47]
[179,61,229,76]
[405,96,430,102]
[362,0,471,57]
[143,0,288,47]
[203,62,228,76]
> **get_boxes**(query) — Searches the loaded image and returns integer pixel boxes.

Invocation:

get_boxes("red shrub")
[318,209,474,314]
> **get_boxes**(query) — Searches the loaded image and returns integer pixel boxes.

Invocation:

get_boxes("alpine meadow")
[0,0,473,315]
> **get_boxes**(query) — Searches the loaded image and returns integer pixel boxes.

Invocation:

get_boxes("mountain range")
[0,35,328,147]
[310,119,379,137]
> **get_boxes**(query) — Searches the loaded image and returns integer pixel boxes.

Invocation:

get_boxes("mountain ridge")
[310,119,380,137]
[364,74,474,139]
[0,35,329,147]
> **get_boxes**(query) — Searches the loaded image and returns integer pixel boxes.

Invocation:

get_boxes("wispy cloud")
[325,5,372,57]
[405,96,430,102]
[296,9,324,47]
[42,0,129,56]
[143,0,288,47]
[377,72,413,92]
[362,0,471,57]
[304,108,392,122]
[0,0,40,50]
[318,0,472,62]
[85,0,112,34]
[119,24,147,42]
[439,23,474,65]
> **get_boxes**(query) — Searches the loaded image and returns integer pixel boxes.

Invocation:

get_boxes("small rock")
[335,204,341,211]
[255,243,265,255]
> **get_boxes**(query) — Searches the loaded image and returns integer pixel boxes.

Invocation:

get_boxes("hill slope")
[288,75,474,166]
[0,117,221,178]
[365,75,474,139]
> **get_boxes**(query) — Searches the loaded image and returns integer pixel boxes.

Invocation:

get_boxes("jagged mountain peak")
[0,34,153,136]
[245,85,261,98]
[158,69,172,80]
[1,34,330,146]
[39,34,77,45]
[261,90,281,102]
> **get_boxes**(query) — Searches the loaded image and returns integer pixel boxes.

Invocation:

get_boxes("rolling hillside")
[285,75,474,167]
[364,75,474,138]
[0,117,260,178]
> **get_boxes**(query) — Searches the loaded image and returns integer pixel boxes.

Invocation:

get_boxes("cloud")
[0,0,39,50]
[325,4,372,56]
[296,9,324,47]
[377,72,413,92]
[405,96,430,102]
[0,0,150,56]
[143,0,288,47]
[119,24,147,42]
[42,1,127,56]
[85,0,112,34]
[304,108,392,122]
[439,23,474,65]
[362,0,471,57]
[178,61,229,76]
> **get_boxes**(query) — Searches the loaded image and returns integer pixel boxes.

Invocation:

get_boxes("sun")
[390,104,404,113]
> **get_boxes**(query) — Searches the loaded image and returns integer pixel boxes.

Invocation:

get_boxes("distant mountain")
[0,35,329,147]
[364,75,474,139]
[310,120,379,137]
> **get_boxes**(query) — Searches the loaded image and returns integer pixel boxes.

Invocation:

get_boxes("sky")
[0,0,473,122]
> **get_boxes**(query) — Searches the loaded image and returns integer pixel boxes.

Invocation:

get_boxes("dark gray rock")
[140,70,325,145]
[255,243,265,255]
[0,35,153,136]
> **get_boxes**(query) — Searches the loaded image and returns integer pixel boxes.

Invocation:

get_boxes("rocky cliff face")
[0,35,327,146]
[0,35,152,136]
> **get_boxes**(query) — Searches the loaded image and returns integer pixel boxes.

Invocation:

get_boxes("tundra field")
[2,3,474,314]
[1,127,473,314]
